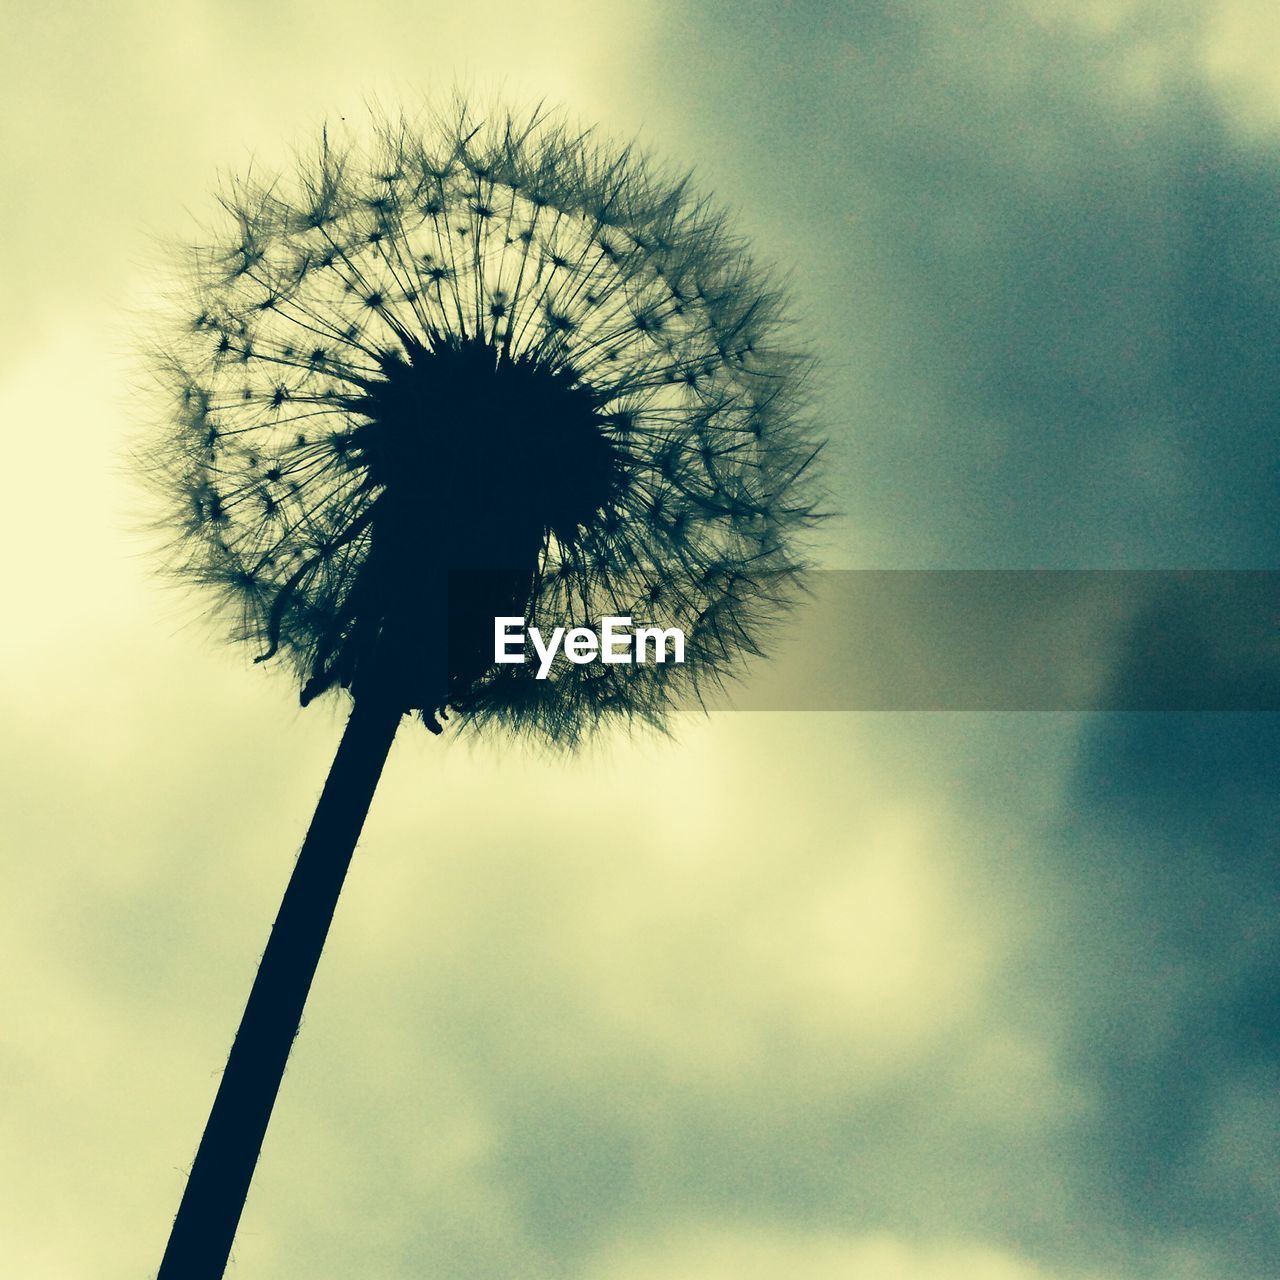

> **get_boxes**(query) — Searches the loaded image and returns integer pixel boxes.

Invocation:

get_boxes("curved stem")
[157,695,402,1280]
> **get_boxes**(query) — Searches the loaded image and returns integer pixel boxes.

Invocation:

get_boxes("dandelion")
[145,98,824,1279]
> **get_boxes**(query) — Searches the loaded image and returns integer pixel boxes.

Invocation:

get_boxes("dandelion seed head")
[146,99,825,745]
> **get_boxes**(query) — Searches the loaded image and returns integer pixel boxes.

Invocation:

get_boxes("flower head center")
[347,333,625,571]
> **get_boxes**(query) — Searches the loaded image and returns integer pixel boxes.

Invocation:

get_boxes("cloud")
[1031,708,1280,1274]
[588,1225,1109,1280]
[645,0,1280,568]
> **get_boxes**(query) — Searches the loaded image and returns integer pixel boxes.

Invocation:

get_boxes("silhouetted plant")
[144,98,824,1279]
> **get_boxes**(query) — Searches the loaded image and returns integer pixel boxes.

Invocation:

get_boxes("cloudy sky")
[3,2,1278,1278]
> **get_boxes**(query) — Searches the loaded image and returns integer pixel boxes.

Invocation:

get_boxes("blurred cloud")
[1029,709,1280,1273]
[587,1224,1108,1280]
[649,0,1280,567]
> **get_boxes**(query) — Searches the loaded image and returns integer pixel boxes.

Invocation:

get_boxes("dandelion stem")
[156,694,402,1280]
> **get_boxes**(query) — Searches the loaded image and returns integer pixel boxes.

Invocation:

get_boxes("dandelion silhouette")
[146,99,824,1279]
